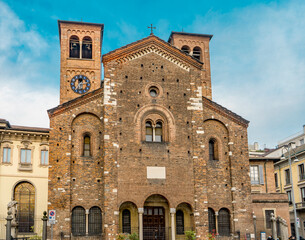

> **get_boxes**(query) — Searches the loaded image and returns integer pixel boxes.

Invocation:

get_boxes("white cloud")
[189,1,305,147]
[0,1,58,128]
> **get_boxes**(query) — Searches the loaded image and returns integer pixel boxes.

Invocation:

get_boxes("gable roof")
[102,34,203,69]
[48,88,103,118]
[202,96,249,127]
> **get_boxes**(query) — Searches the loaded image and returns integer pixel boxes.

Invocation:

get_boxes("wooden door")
[143,207,166,240]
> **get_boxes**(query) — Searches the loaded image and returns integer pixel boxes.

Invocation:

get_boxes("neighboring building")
[0,118,49,239]
[249,154,290,238]
[274,141,305,237]
[48,20,255,240]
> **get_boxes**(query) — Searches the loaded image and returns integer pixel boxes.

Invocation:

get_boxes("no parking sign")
[49,210,56,224]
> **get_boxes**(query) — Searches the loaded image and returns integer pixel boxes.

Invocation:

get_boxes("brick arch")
[134,104,175,143]
[139,193,173,208]
[70,112,101,126]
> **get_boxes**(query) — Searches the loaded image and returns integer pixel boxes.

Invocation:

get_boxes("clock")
[70,75,91,94]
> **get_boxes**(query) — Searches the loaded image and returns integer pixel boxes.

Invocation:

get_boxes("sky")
[0,0,304,148]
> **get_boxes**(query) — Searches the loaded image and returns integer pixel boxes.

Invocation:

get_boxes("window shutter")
[259,165,264,185]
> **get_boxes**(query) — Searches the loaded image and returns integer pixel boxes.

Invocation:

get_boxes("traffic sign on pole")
[49,210,56,225]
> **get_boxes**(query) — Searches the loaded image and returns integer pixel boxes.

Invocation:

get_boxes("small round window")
[149,87,159,97]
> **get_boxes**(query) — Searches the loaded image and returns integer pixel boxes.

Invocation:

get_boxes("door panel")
[143,207,165,240]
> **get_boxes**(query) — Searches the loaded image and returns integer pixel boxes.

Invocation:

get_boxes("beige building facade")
[0,118,49,239]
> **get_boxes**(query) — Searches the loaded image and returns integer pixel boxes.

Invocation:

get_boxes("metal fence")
[0,217,43,240]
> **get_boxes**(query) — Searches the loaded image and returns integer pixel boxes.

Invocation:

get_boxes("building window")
[181,45,190,54]
[88,207,102,235]
[176,210,184,235]
[14,182,35,233]
[208,208,216,234]
[122,209,131,234]
[218,208,230,236]
[82,36,92,59]
[301,187,305,203]
[41,150,48,165]
[265,210,274,229]
[2,147,11,163]
[285,169,291,185]
[250,166,259,184]
[70,36,80,58]
[275,173,278,188]
[192,46,201,60]
[21,149,31,164]
[299,164,305,181]
[300,139,304,145]
[145,120,163,142]
[287,190,292,205]
[72,207,86,236]
[83,135,91,157]
[209,138,218,160]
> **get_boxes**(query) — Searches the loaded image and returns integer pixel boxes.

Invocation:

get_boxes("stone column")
[271,213,277,239]
[170,208,176,240]
[215,211,219,235]
[42,211,48,240]
[86,209,89,235]
[6,211,13,240]
[138,208,144,240]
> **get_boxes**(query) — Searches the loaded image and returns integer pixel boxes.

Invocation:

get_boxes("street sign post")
[49,210,56,240]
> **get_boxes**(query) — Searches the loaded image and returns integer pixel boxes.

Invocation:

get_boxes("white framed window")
[41,150,48,165]
[21,149,31,164]
[2,147,11,163]
[250,166,259,184]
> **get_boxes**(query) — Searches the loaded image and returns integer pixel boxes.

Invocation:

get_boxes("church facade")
[48,20,254,240]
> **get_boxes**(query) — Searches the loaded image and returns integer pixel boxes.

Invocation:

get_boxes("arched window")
[72,206,86,236]
[70,36,80,58]
[145,121,153,142]
[209,138,218,160]
[122,209,131,234]
[82,36,92,59]
[176,210,184,235]
[218,208,230,236]
[193,47,201,60]
[208,208,216,234]
[155,121,163,142]
[14,182,35,233]
[83,135,91,157]
[89,207,102,235]
[181,45,190,54]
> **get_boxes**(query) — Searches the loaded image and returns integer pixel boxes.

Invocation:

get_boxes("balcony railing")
[295,202,305,209]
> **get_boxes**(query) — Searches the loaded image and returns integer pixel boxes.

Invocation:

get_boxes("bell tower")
[58,20,104,104]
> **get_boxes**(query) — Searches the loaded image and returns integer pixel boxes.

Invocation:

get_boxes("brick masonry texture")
[48,23,257,240]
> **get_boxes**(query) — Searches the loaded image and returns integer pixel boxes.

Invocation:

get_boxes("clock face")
[70,75,91,94]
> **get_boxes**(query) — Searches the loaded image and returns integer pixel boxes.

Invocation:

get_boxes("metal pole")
[287,143,300,240]
[42,211,48,240]
[253,214,257,240]
[51,223,54,240]
[6,211,13,240]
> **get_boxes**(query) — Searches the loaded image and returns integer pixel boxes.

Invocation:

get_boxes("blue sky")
[0,0,304,148]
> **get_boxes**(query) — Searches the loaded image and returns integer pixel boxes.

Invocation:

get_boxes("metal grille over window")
[192,47,201,60]
[146,121,153,142]
[84,135,91,157]
[155,122,162,142]
[181,45,190,54]
[265,210,274,229]
[70,36,80,58]
[82,36,92,59]
[208,208,216,234]
[218,208,230,236]
[122,209,131,234]
[176,210,184,235]
[88,207,102,235]
[72,207,86,236]
[14,182,35,233]
[2,147,11,163]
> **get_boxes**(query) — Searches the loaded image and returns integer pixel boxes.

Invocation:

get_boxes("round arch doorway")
[143,194,169,240]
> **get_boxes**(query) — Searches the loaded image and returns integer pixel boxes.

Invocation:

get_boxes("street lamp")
[281,142,300,240]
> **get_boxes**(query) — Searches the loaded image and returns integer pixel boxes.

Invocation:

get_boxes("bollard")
[6,210,13,240]
[42,211,48,240]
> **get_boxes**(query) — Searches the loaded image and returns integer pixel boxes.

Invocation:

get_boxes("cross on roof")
[148,24,156,35]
